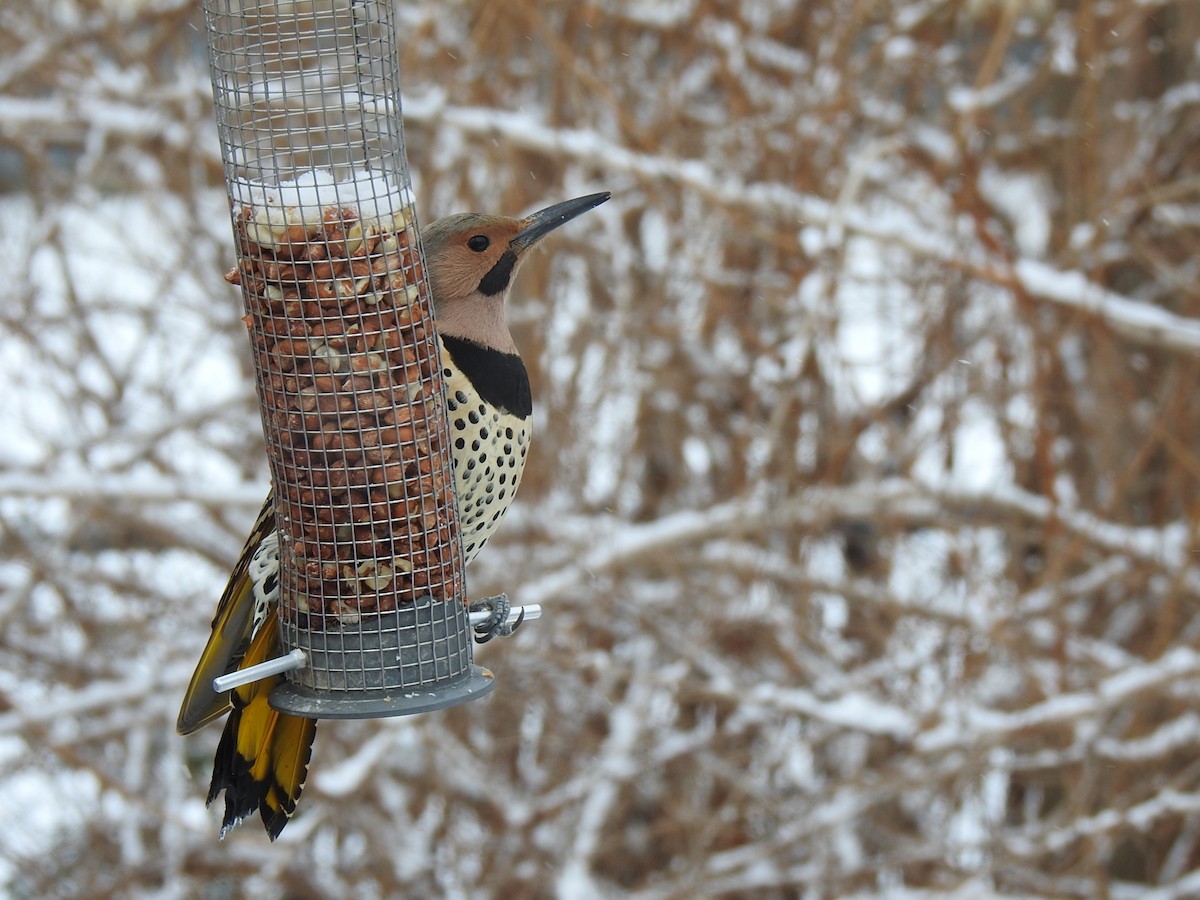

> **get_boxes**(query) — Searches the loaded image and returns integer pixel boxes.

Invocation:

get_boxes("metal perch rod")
[212,604,542,693]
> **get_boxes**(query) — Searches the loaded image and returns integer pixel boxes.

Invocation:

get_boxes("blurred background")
[3,0,1200,897]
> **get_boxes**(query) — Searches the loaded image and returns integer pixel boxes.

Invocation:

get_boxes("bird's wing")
[176,494,277,735]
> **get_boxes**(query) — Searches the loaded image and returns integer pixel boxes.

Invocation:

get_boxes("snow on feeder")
[201,0,529,717]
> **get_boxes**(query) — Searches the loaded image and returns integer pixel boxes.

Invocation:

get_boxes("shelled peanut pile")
[227,197,461,626]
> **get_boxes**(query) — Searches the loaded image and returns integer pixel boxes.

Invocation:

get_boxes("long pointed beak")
[511,192,610,253]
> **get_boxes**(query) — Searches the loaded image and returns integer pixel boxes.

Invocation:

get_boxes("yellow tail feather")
[207,613,318,840]
[263,713,318,833]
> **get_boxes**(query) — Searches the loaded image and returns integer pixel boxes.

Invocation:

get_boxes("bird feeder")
[201,0,524,717]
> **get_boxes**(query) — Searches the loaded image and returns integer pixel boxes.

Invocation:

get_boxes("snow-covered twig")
[518,479,1193,607]
[917,646,1200,754]
[0,472,265,509]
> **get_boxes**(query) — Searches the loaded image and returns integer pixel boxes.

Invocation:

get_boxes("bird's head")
[420,192,610,352]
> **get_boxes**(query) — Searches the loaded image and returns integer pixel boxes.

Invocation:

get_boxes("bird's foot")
[469,593,525,644]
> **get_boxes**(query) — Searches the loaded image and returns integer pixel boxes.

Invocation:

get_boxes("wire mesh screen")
[202,0,478,712]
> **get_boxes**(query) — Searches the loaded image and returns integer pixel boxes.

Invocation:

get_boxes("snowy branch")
[405,97,1200,353]
[917,647,1200,754]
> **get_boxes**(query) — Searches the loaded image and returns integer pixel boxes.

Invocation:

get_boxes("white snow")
[229,167,415,225]
[978,167,1052,257]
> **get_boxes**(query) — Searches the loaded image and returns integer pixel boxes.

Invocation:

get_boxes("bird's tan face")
[419,193,611,353]
[421,214,526,310]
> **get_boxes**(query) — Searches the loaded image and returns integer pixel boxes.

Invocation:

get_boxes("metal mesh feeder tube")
[203,0,491,716]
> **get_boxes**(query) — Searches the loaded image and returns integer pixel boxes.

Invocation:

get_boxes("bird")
[177,191,610,839]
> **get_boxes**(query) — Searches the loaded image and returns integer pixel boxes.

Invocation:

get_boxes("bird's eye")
[467,234,490,252]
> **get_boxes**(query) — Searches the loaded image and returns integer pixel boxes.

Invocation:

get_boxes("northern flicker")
[177,191,610,839]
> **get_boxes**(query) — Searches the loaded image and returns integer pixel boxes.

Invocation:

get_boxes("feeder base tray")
[269,665,494,718]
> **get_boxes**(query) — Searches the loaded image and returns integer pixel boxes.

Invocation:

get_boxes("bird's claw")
[470,593,525,644]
